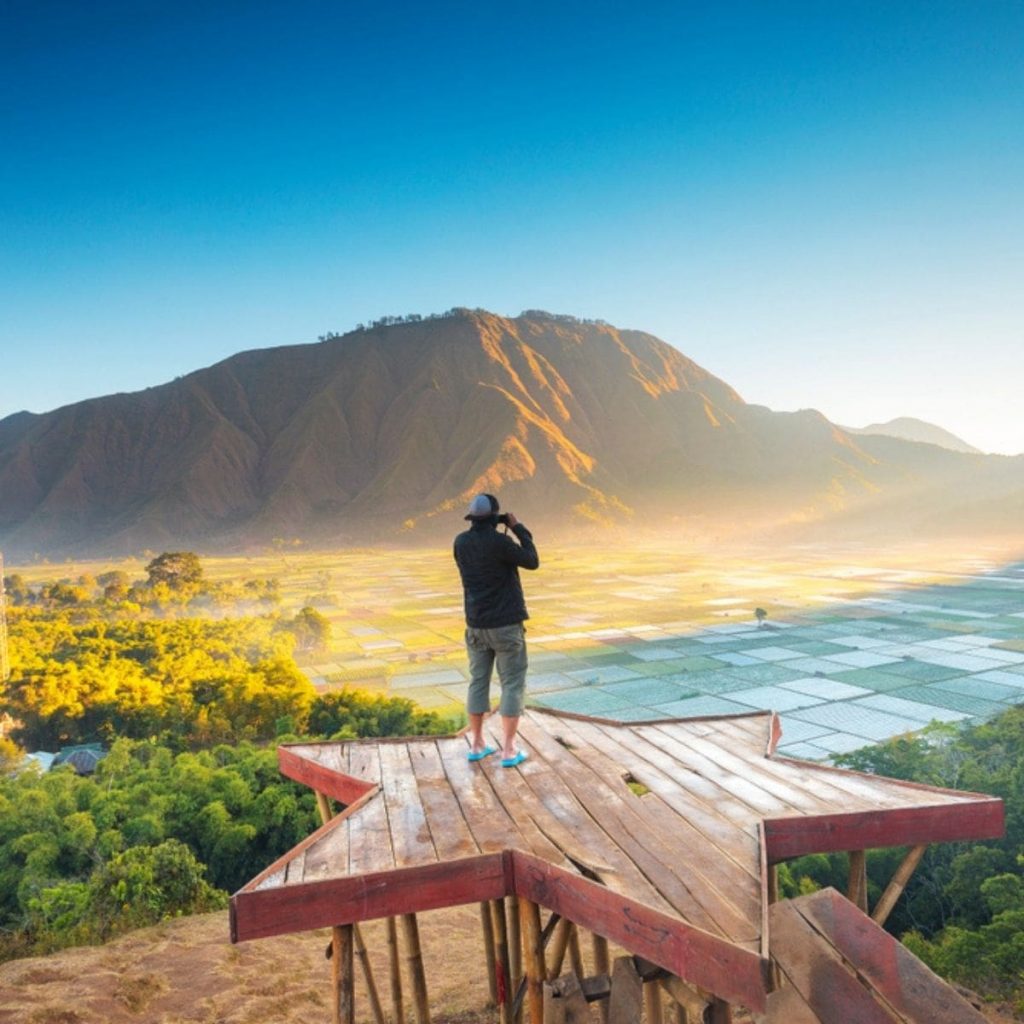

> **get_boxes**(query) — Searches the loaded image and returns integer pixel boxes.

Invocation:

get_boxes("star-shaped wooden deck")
[231,709,1002,1012]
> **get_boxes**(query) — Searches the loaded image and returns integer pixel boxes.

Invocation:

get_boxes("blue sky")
[2,1,1022,453]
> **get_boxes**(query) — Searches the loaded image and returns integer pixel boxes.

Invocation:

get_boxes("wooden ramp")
[764,888,985,1023]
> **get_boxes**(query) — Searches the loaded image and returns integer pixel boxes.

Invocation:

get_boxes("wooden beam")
[871,844,927,927]
[511,852,771,1014]
[847,850,868,914]
[657,975,705,1023]
[704,999,732,1024]
[762,799,1004,862]
[387,917,405,1024]
[481,902,498,1006]
[492,898,514,1024]
[233,853,508,941]
[509,895,523,988]
[520,898,546,1024]
[279,745,376,805]
[401,913,431,1024]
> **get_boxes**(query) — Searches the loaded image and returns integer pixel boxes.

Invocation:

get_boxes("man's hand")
[505,512,519,528]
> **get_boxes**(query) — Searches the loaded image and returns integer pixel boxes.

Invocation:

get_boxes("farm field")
[16,539,1024,760]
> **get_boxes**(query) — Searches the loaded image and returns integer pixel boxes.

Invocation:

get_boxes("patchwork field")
[18,540,1024,760]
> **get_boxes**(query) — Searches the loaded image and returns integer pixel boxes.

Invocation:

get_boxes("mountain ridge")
[1,310,1021,558]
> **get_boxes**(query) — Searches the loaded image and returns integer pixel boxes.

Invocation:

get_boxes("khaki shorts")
[465,623,528,717]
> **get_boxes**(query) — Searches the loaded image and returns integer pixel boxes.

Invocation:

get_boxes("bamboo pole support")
[315,790,334,823]
[387,917,405,1024]
[519,898,546,1024]
[872,844,928,926]
[547,918,573,980]
[401,913,431,1024]
[491,898,514,1024]
[705,998,732,1024]
[567,926,584,981]
[848,850,868,913]
[509,895,523,1022]
[333,923,355,1024]
[481,901,498,1005]
[644,980,664,1024]
[592,933,610,1024]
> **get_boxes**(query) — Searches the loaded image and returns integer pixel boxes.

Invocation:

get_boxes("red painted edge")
[231,853,509,942]
[764,799,1005,862]
[510,851,771,1014]
[277,745,376,805]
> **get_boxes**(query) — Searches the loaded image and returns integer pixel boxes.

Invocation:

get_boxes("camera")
[497,513,511,526]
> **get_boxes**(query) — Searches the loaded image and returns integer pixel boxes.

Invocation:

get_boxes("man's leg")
[493,624,528,760]
[466,628,496,755]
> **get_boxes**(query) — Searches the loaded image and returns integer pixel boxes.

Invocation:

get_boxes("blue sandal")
[500,750,528,768]
[467,746,497,763]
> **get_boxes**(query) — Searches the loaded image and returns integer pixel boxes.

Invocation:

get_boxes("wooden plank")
[768,900,898,1024]
[560,718,760,877]
[636,724,792,817]
[348,747,396,875]
[512,851,771,1015]
[482,901,498,1006]
[607,956,642,1024]
[333,923,355,1024]
[387,916,405,1024]
[279,744,372,805]
[702,719,914,811]
[301,817,351,882]
[797,888,987,1024]
[492,898,514,1024]
[408,740,480,859]
[379,742,438,868]
[438,737,538,855]
[655,722,830,815]
[763,800,1004,862]
[517,717,740,939]
[232,853,508,942]
[551,716,762,940]
[848,851,868,913]
[762,983,823,1023]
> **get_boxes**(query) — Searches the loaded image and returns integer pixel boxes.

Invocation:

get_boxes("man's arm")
[501,514,539,570]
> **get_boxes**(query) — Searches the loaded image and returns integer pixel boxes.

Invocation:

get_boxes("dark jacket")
[453,519,539,629]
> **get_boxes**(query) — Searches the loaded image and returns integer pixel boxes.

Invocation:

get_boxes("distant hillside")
[1,309,1022,557]
[844,416,982,454]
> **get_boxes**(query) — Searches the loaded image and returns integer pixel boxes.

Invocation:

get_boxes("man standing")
[454,493,539,766]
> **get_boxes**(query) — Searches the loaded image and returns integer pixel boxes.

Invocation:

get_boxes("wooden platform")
[231,708,1003,1014]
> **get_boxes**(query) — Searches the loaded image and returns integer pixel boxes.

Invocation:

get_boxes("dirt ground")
[0,907,1018,1024]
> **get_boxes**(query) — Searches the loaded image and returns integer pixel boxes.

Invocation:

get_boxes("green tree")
[144,552,204,590]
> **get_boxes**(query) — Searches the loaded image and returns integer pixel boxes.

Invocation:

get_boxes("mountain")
[844,416,982,454]
[1,309,1022,557]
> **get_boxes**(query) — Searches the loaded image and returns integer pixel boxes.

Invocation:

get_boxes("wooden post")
[491,899,514,1024]
[387,917,405,1024]
[520,898,546,1024]
[592,933,611,1024]
[658,976,706,1024]
[766,864,778,905]
[315,789,386,1024]
[333,923,355,1024]
[608,957,642,1024]
[543,973,590,1024]
[848,850,868,913]
[401,913,431,1024]
[872,844,928,926]
[481,901,498,1005]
